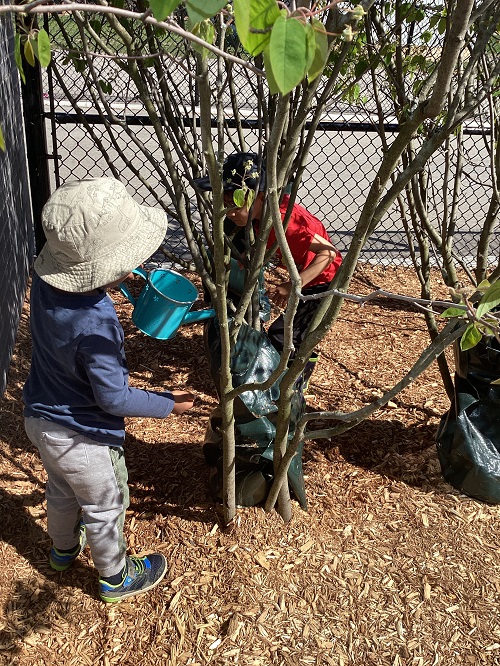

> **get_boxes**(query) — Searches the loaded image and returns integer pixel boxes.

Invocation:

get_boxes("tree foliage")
[4,0,500,522]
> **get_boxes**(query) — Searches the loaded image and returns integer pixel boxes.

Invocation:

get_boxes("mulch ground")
[1,263,499,666]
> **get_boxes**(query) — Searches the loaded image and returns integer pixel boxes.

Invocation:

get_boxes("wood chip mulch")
[1,264,499,666]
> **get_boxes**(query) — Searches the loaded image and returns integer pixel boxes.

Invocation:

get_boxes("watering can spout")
[182,308,216,326]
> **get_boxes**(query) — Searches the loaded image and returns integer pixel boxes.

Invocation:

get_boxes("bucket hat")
[194,152,266,192]
[34,178,168,293]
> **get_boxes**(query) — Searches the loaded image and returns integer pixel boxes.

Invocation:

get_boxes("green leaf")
[232,189,246,208]
[307,18,328,82]
[14,33,26,84]
[98,79,113,94]
[190,19,215,59]
[354,58,369,79]
[89,19,102,36]
[303,22,316,72]
[71,56,87,73]
[186,0,225,24]
[441,307,466,318]
[233,0,281,56]
[149,0,180,22]
[476,279,491,292]
[341,25,353,42]
[269,16,308,94]
[350,4,365,20]
[36,28,51,68]
[0,124,5,153]
[24,38,35,67]
[476,280,500,318]
[460,324,482,351]
[263,46,280,94]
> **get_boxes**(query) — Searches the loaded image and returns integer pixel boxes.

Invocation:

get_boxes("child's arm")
[268,234,338,308]
[80,328,195,419]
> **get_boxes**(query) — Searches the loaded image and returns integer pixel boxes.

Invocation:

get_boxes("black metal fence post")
[20,19,51,255]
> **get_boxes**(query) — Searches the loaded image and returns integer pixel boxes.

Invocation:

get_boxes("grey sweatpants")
[25,417,129,578]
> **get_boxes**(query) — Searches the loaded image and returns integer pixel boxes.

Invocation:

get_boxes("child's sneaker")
[99,554,167,603]
[49,521,87,572]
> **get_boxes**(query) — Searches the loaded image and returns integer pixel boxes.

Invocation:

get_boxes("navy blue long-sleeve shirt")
[23,272,174,446]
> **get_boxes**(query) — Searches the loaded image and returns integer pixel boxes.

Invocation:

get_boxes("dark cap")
[194,152,266,192]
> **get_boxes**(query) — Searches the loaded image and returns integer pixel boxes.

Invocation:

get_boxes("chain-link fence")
[40,13,498,269]
[0,12,34,394]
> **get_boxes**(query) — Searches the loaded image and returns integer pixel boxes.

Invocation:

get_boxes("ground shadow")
[306,416,448,493]
[122,432,219,524]
[119,316,216,399]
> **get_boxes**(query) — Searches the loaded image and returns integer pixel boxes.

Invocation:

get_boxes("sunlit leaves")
[149,0,180,21]
[350,4,365,21]
[0,125,5,153]
[37,28,51,67]
[186,0,226,25]
[441,307,466,318]
[233,0,281,56]
[440,279,500,351]
[14,33,25,84]
[268,15,308,94]
[233,188,255,209]
[190,19,216,59]
[306,18,328,82]
[263,47,280,94]
[341,25,353,42]
[460,324,482,351]
[24,38,35,66]
[232,0,368,94]
[476,281,500,319]
[15,27,52,78]
[233,189,247,208]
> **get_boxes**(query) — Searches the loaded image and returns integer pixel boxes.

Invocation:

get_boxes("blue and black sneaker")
[49,521,87,572]
[99,554,167,603]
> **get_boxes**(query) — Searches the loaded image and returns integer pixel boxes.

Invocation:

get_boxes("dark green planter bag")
[436,335,500,503]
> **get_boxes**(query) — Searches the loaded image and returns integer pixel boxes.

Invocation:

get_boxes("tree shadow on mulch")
[306,418,448,493]
[123,433,217,524]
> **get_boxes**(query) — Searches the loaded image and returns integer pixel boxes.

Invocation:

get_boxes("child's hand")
[170,390,195,415]
[268,281,292,309]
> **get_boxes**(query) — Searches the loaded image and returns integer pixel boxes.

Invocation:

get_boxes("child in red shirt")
[195,152,342,365]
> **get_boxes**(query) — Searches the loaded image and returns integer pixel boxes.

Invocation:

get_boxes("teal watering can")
[119,267,216,340]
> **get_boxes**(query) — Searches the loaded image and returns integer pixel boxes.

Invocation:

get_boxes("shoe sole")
[100,564,168,604]
[49,560,73,572]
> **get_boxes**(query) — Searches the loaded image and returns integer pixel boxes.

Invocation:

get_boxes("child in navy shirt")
[23,178,194,603]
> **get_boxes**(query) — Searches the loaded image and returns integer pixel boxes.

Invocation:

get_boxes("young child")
[23,178,195,603]
[195,152,342,379]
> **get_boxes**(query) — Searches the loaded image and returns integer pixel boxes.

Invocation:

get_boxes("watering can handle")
[118,266,149,306]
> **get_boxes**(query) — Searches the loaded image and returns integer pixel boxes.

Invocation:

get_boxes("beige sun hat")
[34,178,168,293]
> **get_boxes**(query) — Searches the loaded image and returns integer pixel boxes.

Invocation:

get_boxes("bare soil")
[1,264,499,666]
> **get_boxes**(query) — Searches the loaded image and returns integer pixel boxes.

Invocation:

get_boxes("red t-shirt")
[266,196,342,288]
